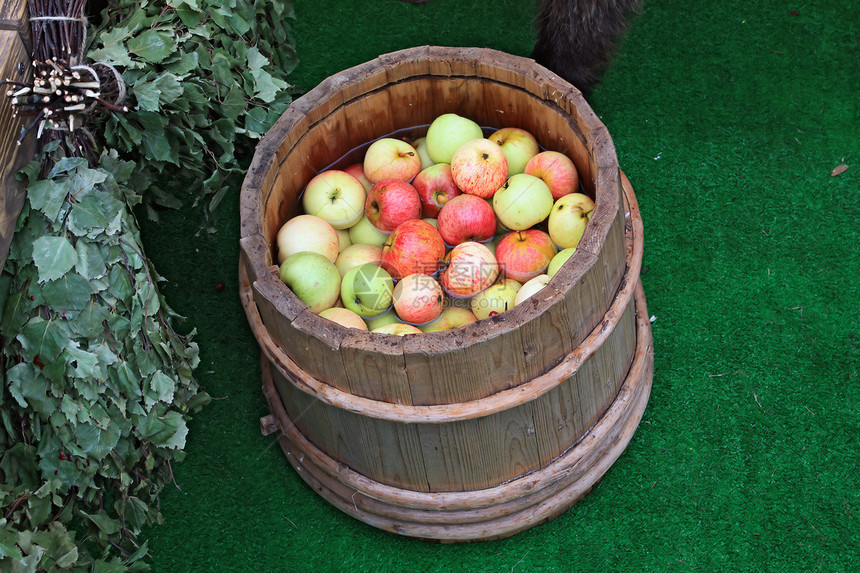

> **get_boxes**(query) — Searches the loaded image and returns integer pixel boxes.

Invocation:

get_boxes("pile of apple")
[276,113,595,335]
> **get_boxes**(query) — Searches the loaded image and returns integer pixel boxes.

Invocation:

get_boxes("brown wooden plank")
[0,30,34,273]
[0,0,30,51]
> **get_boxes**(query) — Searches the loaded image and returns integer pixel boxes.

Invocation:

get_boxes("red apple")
[363,138,422,184]
[393,273,445,324]
[381,219,445,279]
[495,229,558,283]
[439,241,500,298]
[343,162,373,193]
[412,163,463,217]
[524,150,580,200]
[365,179,422,232]
[450,138,508,199]
[436,193,497,246]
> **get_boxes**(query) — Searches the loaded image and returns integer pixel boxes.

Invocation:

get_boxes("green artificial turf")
[137,0,858,570]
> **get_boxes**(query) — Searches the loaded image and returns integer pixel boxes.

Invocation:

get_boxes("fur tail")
[532,0,643,96]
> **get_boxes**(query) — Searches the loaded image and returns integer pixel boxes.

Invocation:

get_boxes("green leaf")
[18,317,67,363]
[27,178,68,221]
[90,25,137,67]
[133,81,162,112]
[6,363,54,418]
[219,86,246,121]
[243,106,269,134]
[136,410,188,449]
[66,345,100,379]
[251,67,287,102]
[148,371,176,404]
[68,195,125,238]
[166,50,199,76]
[154,72,184,105]
[32,236,77,283]
[127,29,177,64]
[81,511,122,536]
[75,422,120,460]
[39,273,93,312]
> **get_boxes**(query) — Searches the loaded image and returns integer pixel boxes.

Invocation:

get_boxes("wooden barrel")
[239,46,654,541]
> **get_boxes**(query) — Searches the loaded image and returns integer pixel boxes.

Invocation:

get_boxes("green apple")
[348,215,389,247]
[319,307,368,330]
[492,173,554,231]
[547,248,576,277]
[302,169,367,230]
[336,228,352,252]
[418,307,478,332]
[547,193,595,249]
[279,251,341,313]
[469,278,522,320]
[340,263,394,318]
[365,310,399,330]
[488,127,540,177]
[425,113,484,164]
[514,274,550,306]
[412,137,435,170]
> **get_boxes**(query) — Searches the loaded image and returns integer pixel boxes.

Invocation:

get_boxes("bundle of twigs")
[2,0,126,169]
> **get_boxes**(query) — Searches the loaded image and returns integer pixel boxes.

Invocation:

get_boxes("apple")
[469,278,522,320]
[348,215,389,246]
[393,273,445,324]
[450,138,508,199]
[365,179,422,232]
[336,229,352,252]
[436,193,497,246]
[514,274,550,306]
[488,127,540,177]
[495,229,558,283]
[484,234,500,256]
[423,217,438,228]
[492,173,554,231]
[340,263,394,318]
[524,151,580,200]
[439,241,500,298]
[547,192,595,249]
[318,307,368,330]
[418,307,478,332]
[276,214,339,264]
[412,163,463,218]
[343,162,373,193]
[381,219,445,279]
[301,169,367,230]
[547,247,576,278]
[363,138,422,184]
[372,322,423,335]
[425,113,484,164]
[411,137,435,170]
[279,251,341,313]
[365,310,399,331]
[335,243,383,277]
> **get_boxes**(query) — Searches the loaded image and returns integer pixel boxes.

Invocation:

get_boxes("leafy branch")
[0,143,211,571]
[87,0,298,229]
